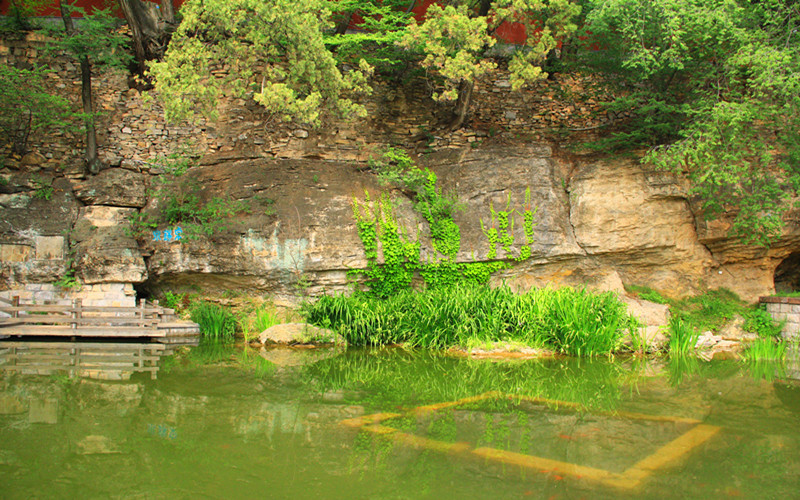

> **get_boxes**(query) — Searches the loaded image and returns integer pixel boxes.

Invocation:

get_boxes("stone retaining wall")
[1,31,618,170]
[761,296,800,340]
[0,282,136,308]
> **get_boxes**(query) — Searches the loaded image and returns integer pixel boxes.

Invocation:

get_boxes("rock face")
[73,168,147,208]
[71,206,147,284]
[131,145,800,302]
[4,144,800,304]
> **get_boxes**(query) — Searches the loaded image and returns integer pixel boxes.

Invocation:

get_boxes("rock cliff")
[2,34,800,304]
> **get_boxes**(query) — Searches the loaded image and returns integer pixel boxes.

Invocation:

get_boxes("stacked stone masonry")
[761,296,800,340]
[0,282,136,308]
[1,32,617,169]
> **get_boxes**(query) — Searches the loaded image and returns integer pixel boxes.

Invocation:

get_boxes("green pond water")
[2,344,800,499]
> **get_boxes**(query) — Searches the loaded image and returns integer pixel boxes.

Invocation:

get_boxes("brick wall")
[761,296,800,340]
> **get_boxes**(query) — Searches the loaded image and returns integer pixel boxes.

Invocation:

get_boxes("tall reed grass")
[668,317,699,356]
[303,284,638,356]
[190,301,236,341]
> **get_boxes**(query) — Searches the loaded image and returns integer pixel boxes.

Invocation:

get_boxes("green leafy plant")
[742,338,786,362]
[54,260,80,290]
[190,301,236,342]
[303,284,638,356]
[743,308,784,339]
[130,151,252,239]
[0,64,72,156]
[162,291,188,312]
[354,148,537,297]
[31,176,54,201]
[668,317,699,356]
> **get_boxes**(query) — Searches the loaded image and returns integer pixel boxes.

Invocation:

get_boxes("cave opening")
[774,253,800,294]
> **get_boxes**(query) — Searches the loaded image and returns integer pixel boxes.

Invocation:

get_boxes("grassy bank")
[628,286,786,360]
[303,284,639,356]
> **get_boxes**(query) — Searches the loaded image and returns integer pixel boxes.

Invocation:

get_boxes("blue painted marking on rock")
[152,227,183,242]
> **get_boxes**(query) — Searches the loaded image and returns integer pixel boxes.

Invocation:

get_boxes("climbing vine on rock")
[352,193,420,299]
[352,148,539,297]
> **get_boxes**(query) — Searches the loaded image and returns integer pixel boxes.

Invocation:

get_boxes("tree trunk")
[334,11,354,35]
[118,0,171,75]
[160,0,175,24]
[59,1,101,175]
[447,79,474,131]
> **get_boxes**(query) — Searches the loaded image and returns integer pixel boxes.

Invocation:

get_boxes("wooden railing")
[0,298,174,338]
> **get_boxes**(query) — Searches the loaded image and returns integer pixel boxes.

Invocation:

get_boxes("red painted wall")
[0,0,186,17]
[2,0,555,46]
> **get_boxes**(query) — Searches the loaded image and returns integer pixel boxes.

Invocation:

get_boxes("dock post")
[11,296,19,319]
[139,298,147,328]
[71,299,81,330]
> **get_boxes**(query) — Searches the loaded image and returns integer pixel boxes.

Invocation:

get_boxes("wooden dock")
[0,296,199,340]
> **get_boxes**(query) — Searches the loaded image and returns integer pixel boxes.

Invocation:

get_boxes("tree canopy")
[148,0,373,126]
[580,0,800,245]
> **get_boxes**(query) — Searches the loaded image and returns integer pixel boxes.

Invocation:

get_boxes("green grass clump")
[625,285,669,304]
[303,284,638,356]
[670,288,746,333]
[742,338,786,362]
[629,287,782,350]
[668,317,699,356]
[190,301,236,341]
[237,301,282,342]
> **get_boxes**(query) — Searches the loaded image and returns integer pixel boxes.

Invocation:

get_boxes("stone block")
[35,236,65,260]
[0,244,33,263]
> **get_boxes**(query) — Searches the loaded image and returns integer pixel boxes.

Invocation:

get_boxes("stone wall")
[0,31,615,169]
[761,296,800,340]
[0,282,136,308]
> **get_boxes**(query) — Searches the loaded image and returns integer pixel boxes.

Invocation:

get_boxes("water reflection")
[0,347,799,498]
[0,340,173,380]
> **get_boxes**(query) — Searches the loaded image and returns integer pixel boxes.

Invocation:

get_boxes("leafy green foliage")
[742,307,784,339]
[128,152,252,239]
[670,288,748,334]
[31,176,54,200]
[161,291,188,312]
[627,286,783,355]
[352,193,420,298]
[490,0,581,89]
[148,0,373,126]
[399,4,496,102]
[54,265,80,290]
[0,0,49,31]
[324,0,413,74]
[303,283,638,355]
[0,64,73,156]
[582,0,800,245]
[667,317,699,356]
[44,6,132,72]
[190,301,236,341]
[354,147,536,296]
